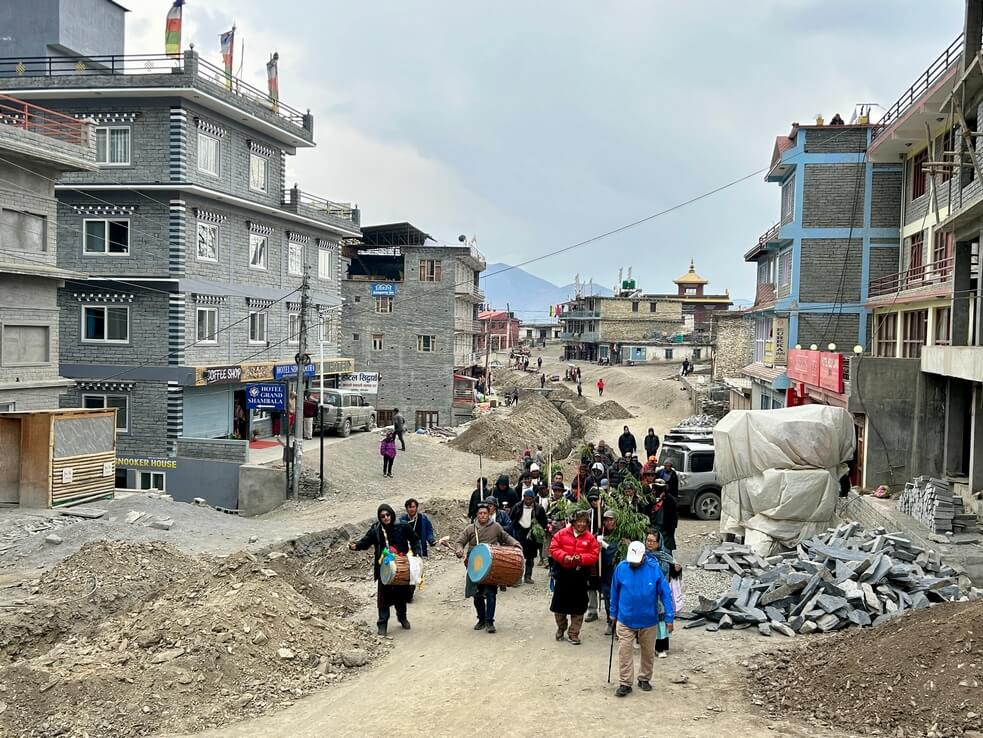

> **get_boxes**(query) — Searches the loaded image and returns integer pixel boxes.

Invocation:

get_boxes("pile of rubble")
[450,392,572,461]
[583,400,633,421]
[897,476,980,534]
[690,522,978,636]
[676,414,718,428]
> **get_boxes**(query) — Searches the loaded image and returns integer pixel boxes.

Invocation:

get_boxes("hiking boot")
[398,618,411,630]
[524,575,534,584]
[585,612,599,623]
[377,624,387,636]
[615,685,632,698]
[486,623,497,634]
[604,621,613,636]
[474,621,486,631]
[637,679,652,692]
[555,630,565,641]
[568,636,581,645]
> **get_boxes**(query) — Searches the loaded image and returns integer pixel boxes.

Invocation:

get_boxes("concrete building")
[559,293,684,362]
[522,321,562,344]
[742,120,902,411]
[477,309,519,352]
[341,222,485,429]
[643,260,732,329]
[0,16,358,507]
[0,96,95,411]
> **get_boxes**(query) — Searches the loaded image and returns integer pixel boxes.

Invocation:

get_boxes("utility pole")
[505,302,511,351]
[292,268,310,500]
[483,312,492,382]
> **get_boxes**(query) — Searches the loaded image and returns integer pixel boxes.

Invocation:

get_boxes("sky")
[127,0,965,315]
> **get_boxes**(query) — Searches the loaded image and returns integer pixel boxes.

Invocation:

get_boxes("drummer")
[349,504,421,636]
[454,502,522,634]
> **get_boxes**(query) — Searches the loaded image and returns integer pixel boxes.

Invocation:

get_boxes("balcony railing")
[454,316,481,333]
[282,186,359,225]
[455,282,485,301]
[0,94,90,145]
[564,309,600,320]
[873,34,963,139]
[868,255,955,297]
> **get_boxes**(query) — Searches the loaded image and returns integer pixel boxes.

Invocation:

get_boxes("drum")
[467,543,524,586]
[380,555,410,585]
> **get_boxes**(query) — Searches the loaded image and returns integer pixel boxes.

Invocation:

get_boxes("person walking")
[596,378,605,397]
[380,430,397,477]
[492,474,519,512]
[657,460,680,499]
[484,496,515,537]
[454,502,522,633]
[549,510,599,645]
[468,477,489,520]
[643,428,660,460]
[392,408,406,451]
[302,391,317,440]
[540,373,546,389]
[577,381,583,397]
[349,504,421,635]
[647,479,678,553]
[510,488,548,584]
[609,540,675,697]
[644,529,681,657]
[597,510,622,634]
[618,425,637,458]
[537,356,542,370]
[400,498,436,556]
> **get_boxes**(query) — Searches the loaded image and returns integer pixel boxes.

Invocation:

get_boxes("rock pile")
[583,400,633,421]
[676,414,718,428]
[897,476,980,534]
[690,522,978,636]
[449,392,572,461]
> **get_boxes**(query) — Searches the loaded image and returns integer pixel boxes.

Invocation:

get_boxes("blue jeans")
[474,584,497,624]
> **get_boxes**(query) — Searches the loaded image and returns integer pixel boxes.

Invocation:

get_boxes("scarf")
[648,548,674,576]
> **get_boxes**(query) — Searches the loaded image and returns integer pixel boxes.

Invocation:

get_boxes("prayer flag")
[267,52,279,113]
[220,27,235,90]
[165,0,184,59]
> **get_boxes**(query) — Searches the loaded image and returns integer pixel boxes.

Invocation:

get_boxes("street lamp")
[809,344,818,351]
[827,343,836,352]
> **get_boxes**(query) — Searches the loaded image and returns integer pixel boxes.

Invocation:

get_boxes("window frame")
[419,259,442,282]
[139,470,166,491]
[934,306,951,346]
[911,149,928,200]
[907,231,925,283]
[248,311,268,344]
[317,247,334,280]
[195,307,218,345]
[1,322,50,366]
[664,348,673,360]
[371,333,384,351]
[197,130,221,177]
[778,248,792,287]
[288,312,301,345]
[94,125,131,166]
[287,242,303,277]
[82,218,130,256]
[417,334,437,352]
[374,296,394,314]
[82,392,129,433]
[196,221,219,263]
[901,309,928,358]
[875,313,898,357]
[780,175,795,223]
[248,152,268,193]
[248,233,268,271]
[81,304,129,344]
[0,208,46,253]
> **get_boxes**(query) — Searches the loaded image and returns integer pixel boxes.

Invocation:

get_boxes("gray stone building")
[0,22,358,506]
[0,96,96,411]
[341,223,485,429]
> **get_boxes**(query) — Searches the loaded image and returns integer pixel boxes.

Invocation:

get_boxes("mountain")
[481,262,612,322]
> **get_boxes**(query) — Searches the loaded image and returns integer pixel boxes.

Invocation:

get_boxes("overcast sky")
[129,1,963,309]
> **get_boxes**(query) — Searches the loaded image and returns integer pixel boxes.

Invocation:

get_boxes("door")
[0,418,21,504]
[415,410,439,430]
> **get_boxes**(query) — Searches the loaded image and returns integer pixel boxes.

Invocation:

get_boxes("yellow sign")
[194,358,355,386]
[773,318,789,367]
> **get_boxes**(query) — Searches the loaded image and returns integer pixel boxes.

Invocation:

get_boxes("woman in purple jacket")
[380,430,397,477]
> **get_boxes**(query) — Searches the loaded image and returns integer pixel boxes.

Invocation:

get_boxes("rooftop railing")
[0,94,90,145]
[283,186,359,224]
[868,255,955,297]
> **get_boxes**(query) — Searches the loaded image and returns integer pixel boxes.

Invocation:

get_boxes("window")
[419,259,442,282]
[690,452,714,473]
[317,312,336,343]
[288,242,303,276]
[759,395,772,410]
[83,219,129,255]
[197,131,220,176]
[417,335,437,352]
[911,149,928,199]
[875,313,898,357]
[933,230,953,278]
[907,231,924,282]
[196,222,218,262]
[778,249,792,287]
[0,402,14,412]
[934,306,951,346]
[288,313,300,344]
[249,311,268,344]
[139,471,166,491]
[82,305,129,343]
[94,126,130,165]
[1,324,49,365]
[685,287,697,296]
[114,468,128,488]
[902,310,928,358]
[693,348,701,360]
[318,248,334,280]
[249,233,267,270]
[781,176,795,223]
[375,296,394,313]
[0,209,45,252]
[352,333,360,341]
[372,333,384,351]
[249,153,268,192]
[936,127,956,183]
[631,301,639,313]
[649,302,658,312]
[664,348,674,360]
[416,410,439,429]
[195,307,218,344]
[82,394,128,432]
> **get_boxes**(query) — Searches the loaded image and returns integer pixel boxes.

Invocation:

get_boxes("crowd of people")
[350,425,685,697]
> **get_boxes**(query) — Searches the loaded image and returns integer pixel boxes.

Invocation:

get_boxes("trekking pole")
[607,622,615,683]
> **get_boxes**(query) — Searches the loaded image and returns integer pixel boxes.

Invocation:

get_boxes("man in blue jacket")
[609,540,675,697]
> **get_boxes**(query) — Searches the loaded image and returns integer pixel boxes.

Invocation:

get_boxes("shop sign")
[763,339,775,365]
[202,365,242,385]
[116,456,177,469]
[370,283,397,297]
[320,358,354,375]
[339,371,380,392]
[246,383,286,410]
[772,318,788,367]
[819,352,844,394]
[787,349,821,386]
[273,363,316,381]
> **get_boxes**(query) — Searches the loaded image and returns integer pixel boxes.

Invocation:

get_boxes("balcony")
[454,316,481,333]
[455,281,485,303]
[868,255,954,300]
[0,51,313,148]
[560,331,599,343]
[282,185,360,233]
[745,222,788,262]
[0,94,95,170]
[454,350,480,367]
[564,309,600,320]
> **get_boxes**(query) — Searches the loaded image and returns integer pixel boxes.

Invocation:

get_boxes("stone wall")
[799,239,863,302]
[711,312,754,381]
[802,163,866,228]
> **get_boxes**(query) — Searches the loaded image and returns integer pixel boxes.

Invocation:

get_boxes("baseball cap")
[483,496,498,507]
[523,488,535,498]
[602,510,617,520]
[530,463,540,472]
[551,481,565,490]
[591,462,604,471]
[626,541,645,564]
[599,479,610,489]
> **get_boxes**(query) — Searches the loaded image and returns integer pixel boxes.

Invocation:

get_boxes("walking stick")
[607,621,616,683]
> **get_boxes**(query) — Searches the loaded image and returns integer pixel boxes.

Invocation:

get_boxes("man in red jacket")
[548,509,600,645]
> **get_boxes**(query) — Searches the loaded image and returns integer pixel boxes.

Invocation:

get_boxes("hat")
[587,491,600,500]
[626,541,645,564]
[530,463,540,472]
[591,462,604,471]
[599,479,610,489]
[551,481,565,491]
[653,479,668,488]
[523,488,535,498]
[648,455,658,463]
[483,496,498,507]
[602,510,617,520]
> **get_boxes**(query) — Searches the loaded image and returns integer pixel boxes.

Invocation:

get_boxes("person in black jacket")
[493,474,519,511]
[644,428,660,460]
[647,480,678,552]
[618,426,637,458]
[657,461,680,500]
[510,489,549,583]
[468,477,490,520]
[349,504,421,635]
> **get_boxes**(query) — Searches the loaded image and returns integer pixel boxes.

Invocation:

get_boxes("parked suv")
[658,442,720,520]
[314,389,375,437]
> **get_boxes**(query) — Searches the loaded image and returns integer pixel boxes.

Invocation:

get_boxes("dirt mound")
[584,400,633,420]
[0,541,385,738]
[449,393,572,461]
[751,600,983,737]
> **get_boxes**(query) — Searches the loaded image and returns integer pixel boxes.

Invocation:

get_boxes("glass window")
[781,176,795,223]
[0,209,45,252]
[372,334,384,351]
[0,402,15,412]
[249,311,268,343]
[249,233,267,270]
[374,296,393,313]
[419,259,442,282]
[760,395,772,410]
[658,446,685,468]
[934,306,951,346]
[690,452,714,473]
[778,249,792,286]
[95,126,130,165]
[196,222,218,262]
[82,393,129,432]
[321,393,341,407]
[317,312,336,343]
[664,348,673,359]
[288,313,300,344]
[196,307,218,343]
[902,310,928,358]
[249,153,268,192]
[417,335,436,352]
[318,248,334,280]
[631,301,639,313]
[288,243,303,276]
[83,305,129,342]
[197,131,220,176]
[83,219,129,255]
[139,471,166,490]
[875,313,898,357]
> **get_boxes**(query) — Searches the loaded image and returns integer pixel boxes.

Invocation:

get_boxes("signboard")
[246,383,286,410]
[371,283,397,297]
[339,371,380,393]
[772,318,788,367]
[763,339,775,365]
[273,363,316,381]
[819,352,845,394]
[202,365,243,385]
[116,456,177,469]
[787,349,821,386]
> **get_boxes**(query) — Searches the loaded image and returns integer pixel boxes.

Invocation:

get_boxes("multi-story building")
[645,260,732,329]
[742,120,902,411]
[341,222,485,429]
[0,12,358,507]
[560,292,684,362]
[0,96,95,411]
[521,321,562,344]
[477,309,519,352]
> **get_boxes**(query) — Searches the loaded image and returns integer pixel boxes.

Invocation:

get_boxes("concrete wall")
[711,313,754,381]
[797,313,859,353]
[168,457,240,509]
[176,437,248,463]
[238,464,285,516]
[0,0,124,60]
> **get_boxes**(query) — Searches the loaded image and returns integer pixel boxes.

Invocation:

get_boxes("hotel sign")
[195,358,356,386]
[772,318,788,367]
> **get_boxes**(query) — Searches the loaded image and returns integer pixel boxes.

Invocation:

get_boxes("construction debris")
[897,476,980,534]
[676,414,718,428]
[693,522,979,636]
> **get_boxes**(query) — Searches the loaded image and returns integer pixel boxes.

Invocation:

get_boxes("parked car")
[658,441,720,520]
[313,389,375,437]
[489,360,504,369]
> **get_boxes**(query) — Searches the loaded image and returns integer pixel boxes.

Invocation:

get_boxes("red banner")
[787,349,820,386]
[819,352,844,393]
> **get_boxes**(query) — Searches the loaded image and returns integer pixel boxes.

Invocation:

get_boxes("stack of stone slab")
[688,522,977,636]
[896,476,967,533]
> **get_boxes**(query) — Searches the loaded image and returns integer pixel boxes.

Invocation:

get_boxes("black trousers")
[383,456,394,475]
[520,537,538,576]
[395,430,406,450]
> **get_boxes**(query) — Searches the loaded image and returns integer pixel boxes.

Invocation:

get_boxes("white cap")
[626,541,645,564]
[591,462,604,471]
[530,463,540,472]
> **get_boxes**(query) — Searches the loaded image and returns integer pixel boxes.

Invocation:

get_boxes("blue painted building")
[742,122,902,410]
